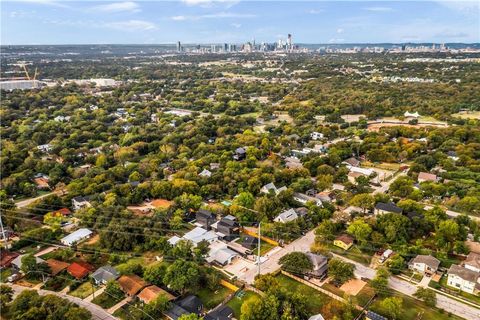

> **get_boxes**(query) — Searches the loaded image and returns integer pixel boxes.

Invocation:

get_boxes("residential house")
[274,209,299,223]
[241,236,257,250]
[374,202,403,215]
[233,147,246,160]
[404,111,420,119]
[408,255,440,275]
[67,261,94,279]
[196,209,216,230]
[213,216,239,241]
[33,174,50,190]
[165,295,203,320]
[91,265,119,285]
[447,264,480,294]
[37,144,53,153]
[72,196,92,211]
[206,241,239,266]
[117,274,148,296]
[310,132,324,140]
[45,259,70,276]
[334,234,354,250]
[418,172,438,183]
[169,227,218,247]
[199,169,212,178]
[308,315,325,320]
[260,182,287,195]
[306,252,328,279]
[464,252,480,273]
[365,311,387,320]
[348,171,365,184]
[210,163,220,170]
[343,157,360,168]
[53,208,72,217]
[12,255,44,271]
[0,251,19,269]
[60,228,93,246]
[138,285,175,304]
[285,157,303,169]
[293,192,322,207]
[205,305,234,320]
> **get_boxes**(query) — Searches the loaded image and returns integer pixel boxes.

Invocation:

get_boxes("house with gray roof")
[408,255,440,275]
[447,264,480,294]
[91,265,119,285]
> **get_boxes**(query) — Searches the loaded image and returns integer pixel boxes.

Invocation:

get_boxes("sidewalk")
[107,296,131,314]
[84,286,105,303]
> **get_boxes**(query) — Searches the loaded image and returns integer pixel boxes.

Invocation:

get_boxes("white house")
[206,241,238,266]
[37,144,53,153]
[72,196,92,211]
[447,264,480,294]
[274,209,299,223]
[464,252,480,273]
[408,255,440,275]
[418,172,438,183]
[169,227,218,248]
[60,228,93,246]
[310,132,324,140]
[199,169,212,178]
[293,192,322,207]
[260,183,287,195]
[404,111,420,118]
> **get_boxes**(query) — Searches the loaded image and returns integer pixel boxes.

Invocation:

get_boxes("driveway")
[9,284,116,320]
[240,230,315,284]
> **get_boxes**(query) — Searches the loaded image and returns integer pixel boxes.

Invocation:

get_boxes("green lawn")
[69,282,95,299]
[328,244,372,265]
[275,274,332,314]
[356,284,376,307]
[42,272,73,292]
[112,300,145,319]
[370,291,464,320]
[195,286,233,310]
[321,282,344,297]
[92,291,125,309]
[227,291,261,318]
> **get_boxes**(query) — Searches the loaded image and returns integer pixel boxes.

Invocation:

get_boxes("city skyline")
[1,0,479,45]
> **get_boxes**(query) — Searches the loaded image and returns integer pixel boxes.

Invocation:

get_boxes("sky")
[1,0,479,45]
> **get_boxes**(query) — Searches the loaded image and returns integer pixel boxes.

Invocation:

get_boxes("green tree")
[371,268,390,297]
[178,314,203,320]
[386,255,405,275]
[143,262,167,287]
[105,280,124,300]
[279,252,313,275]
[0,284,14,309]
[413,287,436,307]
[380,297,403,320]
[346,219,372,246]
[349,194,374,214]
[328,259,355,285]
[163,260,201,294]
[145,294,171,319]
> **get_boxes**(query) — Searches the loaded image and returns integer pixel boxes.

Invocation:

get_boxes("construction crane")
[21,63,38,81]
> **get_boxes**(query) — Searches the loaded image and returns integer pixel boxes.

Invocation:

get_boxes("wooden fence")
[242,227,280,246]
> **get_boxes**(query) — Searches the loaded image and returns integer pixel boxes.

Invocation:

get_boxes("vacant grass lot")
[370,292,464,320]
[227,291,261,318]
[92,291,125,309]
[328,243,372,265]
[275,274,332,314]
[196,286,233,310]
[69,282,94,299]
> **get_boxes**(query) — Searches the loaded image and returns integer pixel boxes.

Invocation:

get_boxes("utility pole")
[0,212,8,248]
[257,222,261,276]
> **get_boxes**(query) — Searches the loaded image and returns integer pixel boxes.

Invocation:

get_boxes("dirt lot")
[340,278,367,296]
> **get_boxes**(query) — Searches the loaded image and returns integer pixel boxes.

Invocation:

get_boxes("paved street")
[9,284,116,320]
[241,230,315,284]
[332,253,480,320]
[373,172,406,194]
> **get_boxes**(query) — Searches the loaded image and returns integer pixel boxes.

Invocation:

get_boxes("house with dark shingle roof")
[464,252,480,273]
[374,202,403,215]
[91,265,119,285]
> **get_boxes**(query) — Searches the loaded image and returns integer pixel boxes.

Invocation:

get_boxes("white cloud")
[436,0,479,16]
[181,0,239,8]
[337,28,344,34]
[15,0,69,8]
[308,9,324,14]
[105,20,157,31]
[172,15,187,21]
[365,7,393,12]
[170,12,256,20]
[231,23,242,28]
[92,2,141,13]
[329,38,345,43]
